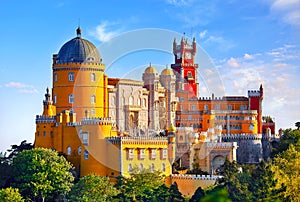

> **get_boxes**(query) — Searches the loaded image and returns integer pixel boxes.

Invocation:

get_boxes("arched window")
[54,73,58,82]
[151,163,155,171]
[91,95,96,104]
[68,94,74,104]
[128,164,132,172]
[84,150,88,160]
[139,163,143,170]
[204,104,208,110]
[68,72,74,81]
[78,146,82,155]
[91,73,96,82]
[138,98,141,106]
[143,98,147,107]
[162,163,166,172]
[129,96,134,105]
[53,95,57,104]
[67,146,71,156]
[111,96,115,106]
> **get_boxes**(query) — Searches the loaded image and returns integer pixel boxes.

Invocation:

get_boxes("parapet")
[171,174,222,181]
[222,133,262,140]
[36,115,56,124]
[206,142,238,148]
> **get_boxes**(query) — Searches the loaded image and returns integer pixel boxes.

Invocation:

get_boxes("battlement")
[36,115,56,124]
[107,136,168,144]
[248,90,261,97]
[206,142,238,148]
[222,133,262,140]
[171,174,222,181]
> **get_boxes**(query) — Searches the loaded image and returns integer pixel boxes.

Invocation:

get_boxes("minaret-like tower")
[171,37,199,97]
[52,27,108,120]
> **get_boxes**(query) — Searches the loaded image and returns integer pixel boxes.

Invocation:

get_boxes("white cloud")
[89,21,120,43]
[204,35,235,51]
[216,44,300,129]
[244,53,254,60]
[270,0,300,26]
[227,57,239,67]
[199,30,207,39]
[4,82,38,94]
[166,0,194,7]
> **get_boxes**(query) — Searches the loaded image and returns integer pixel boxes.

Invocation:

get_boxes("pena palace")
[34,27,276,196]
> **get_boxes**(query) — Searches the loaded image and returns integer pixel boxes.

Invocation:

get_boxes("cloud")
[244,53,254,60]
[204,35,235,51]
[216,44,300,129]
[89,21,121,43]
[270,0,300,26]
[227,57,239,67]
[166,0,194,7]
[4,82,38,94]
[199,30,207,39]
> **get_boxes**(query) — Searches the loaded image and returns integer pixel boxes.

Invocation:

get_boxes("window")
[228,105,232,110]
[250,123,254,131]
[91,95,96,104]
[162,149,167,159]
[91,109,95,116]
[111,96,115,106]
[129,96,133,105]
[84,150,88,160]
[188,115,192,120]
[54,73,58,82]
[180,97,184,102]
[139,163,143,170]
[43,131,46,137]
[139,149,145,160]
[151,149,156,160]
[179,135,183,141]
[240,105,247,110]
[91,73,96,82]
[162,163,166,172]
[78,129,82,139]
[151,163,155,171]
[191,105,196,111]
[68,72,75,81]
[68,94,74,104]
[143,98,147,107]
[50,131,53,137]
[187,71,192,78]
[204,104,208,110]
[128,164,132,172]
[215,104,220,110]
[82,132,89,145]
[128,149,134,160]
[180,105,183,111]
[53,95,57,104]
[67,146,71,156]
[138,98,141,106]
[78,146,82,155]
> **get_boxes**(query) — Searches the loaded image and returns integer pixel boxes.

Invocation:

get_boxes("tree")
[295,121,300,130]
[271,129,300,157]
[0,187,24,202]
[169,182,185,202]
[115,168,166,201]
[0,140,33,188]
[201,188,231,202]
[189,186,205,202]
[68,174,118,202]
[12,148,74,202]
[271,141,300,201]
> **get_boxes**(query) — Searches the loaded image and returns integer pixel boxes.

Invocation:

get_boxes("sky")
[0,0,299,152]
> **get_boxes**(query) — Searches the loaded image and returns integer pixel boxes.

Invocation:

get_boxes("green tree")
[115,168,165,201]
[189,186,205,202]
[0,187,24,202]
[271,129,300,157]
[169,182,185,202]
[271,141,300,201]
[68,174,118,202]
[295,122,300,130]
[12,148,74,202]
[0,140,33,188]
[201,188,231,202]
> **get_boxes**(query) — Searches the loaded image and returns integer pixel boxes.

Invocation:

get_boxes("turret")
[43,88,56,116]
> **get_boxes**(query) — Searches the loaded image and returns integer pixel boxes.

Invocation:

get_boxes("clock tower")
[171,37,199,97]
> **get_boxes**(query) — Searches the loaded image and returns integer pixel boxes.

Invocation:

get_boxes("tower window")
[215,104,220,110]
[68,72,75,81]
[91,73,96,82]
[43,131,46,137]
[204,104,208,110]
[78,146,82,155]
[67,146,71,156]
[53,95,57,104]
[54,73,58,82]
[84,150,88,160]
[151,149,156,160]
[191,105,196,111]
[162,163,166,172]
[228,105,232,110]
[161,149,167,159]
[68,94,74,104]
[91,95,96,104]
[82,132,89,145]
[129,96,134,105]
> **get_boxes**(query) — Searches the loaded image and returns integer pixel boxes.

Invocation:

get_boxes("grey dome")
[56,28,101,64]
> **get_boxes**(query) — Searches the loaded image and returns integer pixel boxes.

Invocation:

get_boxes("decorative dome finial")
[76,27,82,38]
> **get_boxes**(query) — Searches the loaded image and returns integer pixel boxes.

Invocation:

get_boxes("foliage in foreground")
[68,174,118,202]
[0,187,24,202]
[12,148,74,201]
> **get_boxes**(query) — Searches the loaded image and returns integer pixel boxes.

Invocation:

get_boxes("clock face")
[185,52,192,59]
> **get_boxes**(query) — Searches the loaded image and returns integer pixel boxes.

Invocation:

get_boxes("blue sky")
[0,0,299,152]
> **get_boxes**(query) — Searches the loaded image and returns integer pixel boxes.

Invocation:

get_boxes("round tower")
[52,27,108,120]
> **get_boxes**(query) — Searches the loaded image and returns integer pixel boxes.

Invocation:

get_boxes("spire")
[76,27,82,38]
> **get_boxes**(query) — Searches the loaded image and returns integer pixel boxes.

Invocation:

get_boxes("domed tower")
[52,27,108,120]
[142,64,160,130]
[160,66,177,128]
